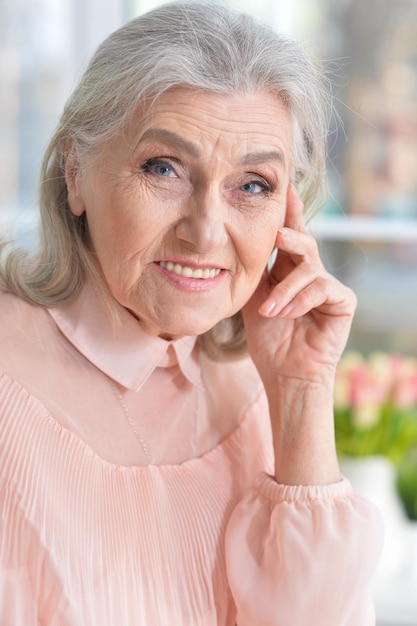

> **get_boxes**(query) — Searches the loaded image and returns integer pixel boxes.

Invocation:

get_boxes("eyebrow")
[137,128,200,158]
[240,151,284,166]
[137,128,285,167]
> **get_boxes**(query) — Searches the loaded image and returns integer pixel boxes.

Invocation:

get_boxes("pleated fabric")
[0,371,261,625]
[0,371,384,626]
[0,287,384,625]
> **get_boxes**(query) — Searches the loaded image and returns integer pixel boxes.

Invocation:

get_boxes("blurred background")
[1,1,417,624]
[1,0,417,355]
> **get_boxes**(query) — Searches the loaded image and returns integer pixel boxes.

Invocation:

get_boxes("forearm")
[268,378,340,485]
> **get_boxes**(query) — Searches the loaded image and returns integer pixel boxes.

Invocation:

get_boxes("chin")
[160,321,217,339]
[149,312,226,339]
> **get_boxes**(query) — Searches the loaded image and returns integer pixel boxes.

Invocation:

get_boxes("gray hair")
[0,0,331,359]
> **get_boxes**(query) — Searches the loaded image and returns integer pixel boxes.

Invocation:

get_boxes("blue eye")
[141,158,176,177]
[240,180,271,195]
[155,164,174,177]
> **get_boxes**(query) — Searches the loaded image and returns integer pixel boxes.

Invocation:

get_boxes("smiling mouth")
[158,261,222,279]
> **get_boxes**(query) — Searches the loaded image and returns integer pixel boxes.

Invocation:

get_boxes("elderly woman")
[0,2,382,625]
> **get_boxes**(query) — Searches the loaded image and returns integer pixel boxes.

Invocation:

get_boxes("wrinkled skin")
[66,87,356,484]
[244,183,356,390]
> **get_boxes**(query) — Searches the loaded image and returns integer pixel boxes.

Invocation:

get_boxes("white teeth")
[159,261,221,279]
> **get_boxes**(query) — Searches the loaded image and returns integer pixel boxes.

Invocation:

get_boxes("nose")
[175,185,229,252]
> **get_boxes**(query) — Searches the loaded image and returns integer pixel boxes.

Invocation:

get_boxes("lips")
[158,261,221,279]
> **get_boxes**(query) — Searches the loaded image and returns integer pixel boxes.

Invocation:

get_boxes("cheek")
[244,246,273,288]
[87,189,146,251]
[239,210,282,270]
[85,209,135,279]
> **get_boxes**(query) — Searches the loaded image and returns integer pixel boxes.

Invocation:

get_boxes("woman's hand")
[243,184,356,389]
[243,185,357,485]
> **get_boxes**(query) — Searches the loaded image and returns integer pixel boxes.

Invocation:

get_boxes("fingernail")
[279,303,294,317]
[258,300,276,316]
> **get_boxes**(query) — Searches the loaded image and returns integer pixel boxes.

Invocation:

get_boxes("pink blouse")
[0,283,383,625]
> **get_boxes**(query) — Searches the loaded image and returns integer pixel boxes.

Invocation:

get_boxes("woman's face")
[67,88,294,338]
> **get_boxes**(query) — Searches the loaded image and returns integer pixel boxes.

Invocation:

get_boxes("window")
[0,0,126,239]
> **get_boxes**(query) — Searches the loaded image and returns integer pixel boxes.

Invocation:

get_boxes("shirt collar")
[48,281,203,392]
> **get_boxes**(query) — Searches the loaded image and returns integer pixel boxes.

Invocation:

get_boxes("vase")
[339,455,408,588]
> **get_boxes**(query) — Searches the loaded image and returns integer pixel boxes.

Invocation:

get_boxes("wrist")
[267,378,340,486]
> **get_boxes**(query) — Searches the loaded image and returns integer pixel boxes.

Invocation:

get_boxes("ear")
[64,137,85,217]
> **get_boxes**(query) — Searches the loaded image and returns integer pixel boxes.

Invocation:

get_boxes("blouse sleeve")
[225,472,384,626]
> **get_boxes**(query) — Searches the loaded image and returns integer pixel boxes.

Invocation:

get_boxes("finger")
[260,274,356,320]
[278,277,357,320]
[284,183,306,233]
[260,263,325,317]
[273,226,321,266]
[269,227,323,288]
[262,228,324,316]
